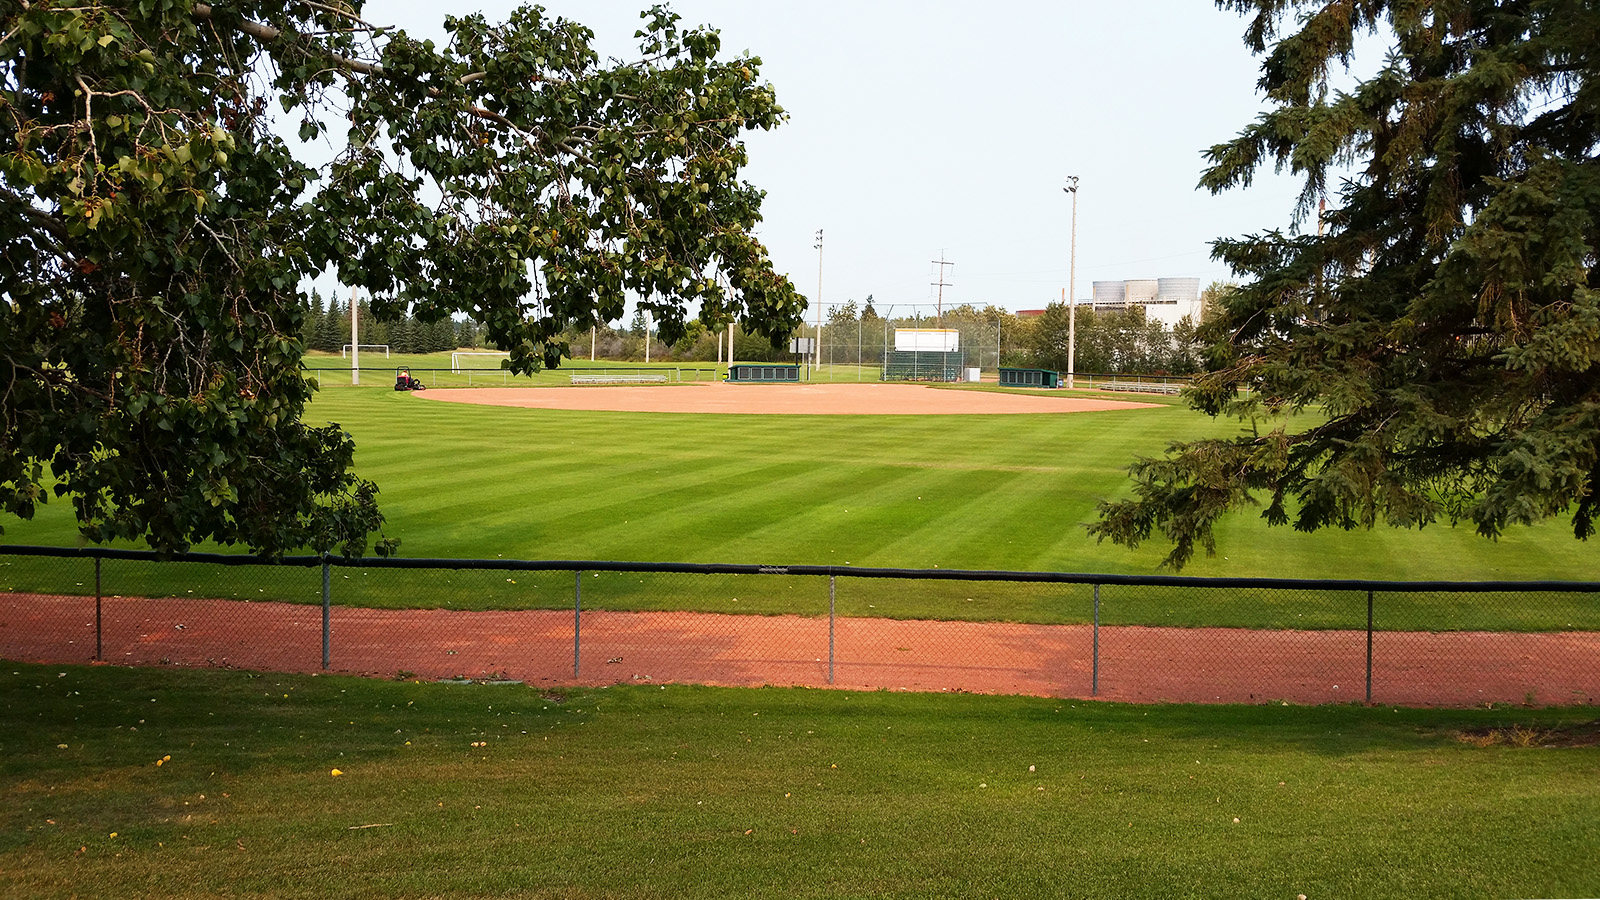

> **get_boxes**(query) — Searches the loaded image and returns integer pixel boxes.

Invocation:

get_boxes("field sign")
[894,329,959,352]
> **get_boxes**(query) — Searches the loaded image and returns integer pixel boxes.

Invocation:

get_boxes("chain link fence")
[2,547,1595,707]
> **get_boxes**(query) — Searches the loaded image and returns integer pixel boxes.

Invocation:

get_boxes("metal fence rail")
[2,546,1595,707]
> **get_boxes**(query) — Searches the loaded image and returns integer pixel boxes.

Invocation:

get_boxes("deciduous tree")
[1,0,802,555]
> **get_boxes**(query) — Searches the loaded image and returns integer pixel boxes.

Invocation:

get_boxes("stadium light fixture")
[814,229,824,372]
[1063,176,1079,390]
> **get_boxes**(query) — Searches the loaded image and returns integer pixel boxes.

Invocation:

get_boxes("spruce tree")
[1091,1,1600,569]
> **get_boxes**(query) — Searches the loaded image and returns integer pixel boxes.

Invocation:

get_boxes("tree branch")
[191,2,382,75]
[0,183,68,240]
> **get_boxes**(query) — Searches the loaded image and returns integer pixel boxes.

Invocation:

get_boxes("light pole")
[1063,176,1079,389]
[884,303,895,378]
[349,286,359,386]
[813,229,824,373]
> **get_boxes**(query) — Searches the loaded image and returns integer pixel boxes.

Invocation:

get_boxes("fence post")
[94,556,102,662]
[321,556,331,671]
[1366,589,1374,703]
[574,571,582,679]
[828,574,836,685]
[1092,583,1100,697]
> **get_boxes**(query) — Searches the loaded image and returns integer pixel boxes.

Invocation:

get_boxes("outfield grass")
[6,381,1600,627]
[8,381,1596,578]
[1,662,1595,899]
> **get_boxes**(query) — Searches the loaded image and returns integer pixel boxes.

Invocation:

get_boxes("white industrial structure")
[1087,277,1203,327]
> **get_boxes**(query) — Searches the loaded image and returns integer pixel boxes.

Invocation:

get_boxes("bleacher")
[1094,380,1183,395]
[569,370,669,385]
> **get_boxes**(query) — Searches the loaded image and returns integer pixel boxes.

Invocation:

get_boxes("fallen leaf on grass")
[331,769,343,777]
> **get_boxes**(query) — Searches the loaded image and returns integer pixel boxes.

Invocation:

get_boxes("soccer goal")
[341,344,390,358]
[451,351,511,373]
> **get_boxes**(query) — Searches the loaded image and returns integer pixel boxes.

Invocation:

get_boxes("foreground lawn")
[1,663,1595,899]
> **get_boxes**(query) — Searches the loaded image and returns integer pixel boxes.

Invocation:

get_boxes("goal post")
[341,344,390,358]
[451,351,511,373]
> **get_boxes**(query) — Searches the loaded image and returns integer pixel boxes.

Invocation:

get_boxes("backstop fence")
[2,546,1595,707]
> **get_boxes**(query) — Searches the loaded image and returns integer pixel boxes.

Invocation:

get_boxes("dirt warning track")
[4,594,1594,706]
[415,382,1161,415]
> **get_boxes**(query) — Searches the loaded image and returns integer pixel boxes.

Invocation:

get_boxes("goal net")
[451,351,511,373]
[341,344,390,358]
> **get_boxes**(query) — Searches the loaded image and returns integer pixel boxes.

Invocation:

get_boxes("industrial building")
[1087,277,1203,327]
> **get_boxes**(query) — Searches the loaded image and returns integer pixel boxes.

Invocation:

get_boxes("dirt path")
[4,594,1594,706]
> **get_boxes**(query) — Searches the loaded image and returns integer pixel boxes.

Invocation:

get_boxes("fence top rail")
[4,544,1599,593]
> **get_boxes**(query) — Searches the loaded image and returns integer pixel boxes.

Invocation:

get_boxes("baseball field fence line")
[305,365,722,388]
[2,545,1596,708]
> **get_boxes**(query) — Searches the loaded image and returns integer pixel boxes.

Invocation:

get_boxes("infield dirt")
[413,382,1162,415]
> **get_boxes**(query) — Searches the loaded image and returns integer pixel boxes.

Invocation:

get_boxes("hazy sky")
[371,1,1313,315]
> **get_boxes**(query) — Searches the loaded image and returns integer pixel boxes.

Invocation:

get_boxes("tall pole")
[1064,176,1079,389]
[930,252,954,327]
[814,229,824,370]
[349,286,360,386]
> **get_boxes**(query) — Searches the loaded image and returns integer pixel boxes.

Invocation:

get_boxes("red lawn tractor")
[394,367,426,391]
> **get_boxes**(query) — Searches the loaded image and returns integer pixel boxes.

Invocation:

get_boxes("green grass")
[6,383,1600,628]
[1,662,1595,899]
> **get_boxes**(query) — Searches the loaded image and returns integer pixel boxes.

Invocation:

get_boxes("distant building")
[1086,277,1202,327]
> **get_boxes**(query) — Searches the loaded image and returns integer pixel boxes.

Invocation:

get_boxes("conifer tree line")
[300,290,483,356]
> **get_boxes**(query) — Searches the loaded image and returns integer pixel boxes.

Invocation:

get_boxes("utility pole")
[1064,176,1079,389]
[995,309,1002,371]
[349,285,360,386]
[930,252,953,327]
[813,229,824,371]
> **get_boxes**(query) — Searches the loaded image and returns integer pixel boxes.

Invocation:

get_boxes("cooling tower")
[1157,277,1202,302]
[1124,279,1159,304]
[1091,281,1125,305]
